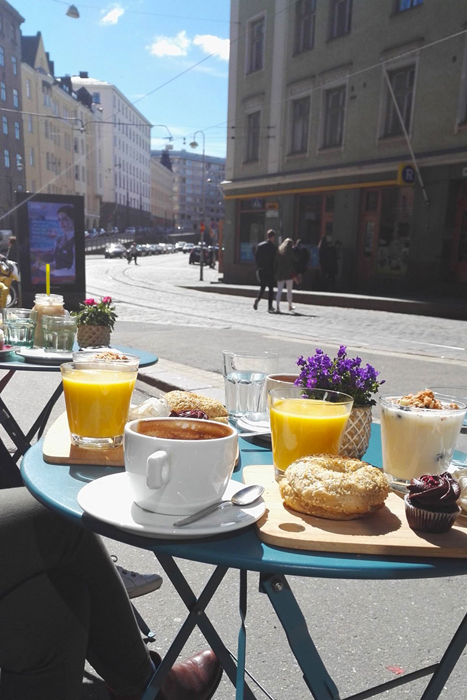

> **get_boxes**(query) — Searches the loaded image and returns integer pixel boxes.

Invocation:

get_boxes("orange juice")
[270,398,351,474]
[62,369,136,440]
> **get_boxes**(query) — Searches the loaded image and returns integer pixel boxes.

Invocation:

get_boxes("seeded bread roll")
[279,453,390,520]
[165,391,229,424]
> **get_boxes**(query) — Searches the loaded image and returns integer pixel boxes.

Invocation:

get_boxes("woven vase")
[339,405,373,460]
[77,324,111,349]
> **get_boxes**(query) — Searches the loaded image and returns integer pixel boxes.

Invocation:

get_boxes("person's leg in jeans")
[286,279,294,310]
[0,487,153,699]
[254,270,267,309]
[276,280,285,312]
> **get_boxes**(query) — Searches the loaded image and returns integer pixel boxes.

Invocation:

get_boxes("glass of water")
[3,308,38,348]
[222,350,279,423]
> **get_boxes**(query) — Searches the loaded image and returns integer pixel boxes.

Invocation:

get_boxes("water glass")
[428,387,467,468]
[61,354,140,449]
[3,308,38,348]
[42,314,77,352]
[269,386,353,481]
[380,395,467,487]
[222,351,279,421]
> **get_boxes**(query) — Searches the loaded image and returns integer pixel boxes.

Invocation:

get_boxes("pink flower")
[102,296,112,304]
[84,298,96,306]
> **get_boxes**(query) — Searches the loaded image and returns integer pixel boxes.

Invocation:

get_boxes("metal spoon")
[173,484,265,528]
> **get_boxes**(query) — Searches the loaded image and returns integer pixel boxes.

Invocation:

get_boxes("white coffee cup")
[264,374,298,411]
[124,417,238,515]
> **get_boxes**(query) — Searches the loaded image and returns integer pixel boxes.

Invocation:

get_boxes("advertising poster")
[15,193,85,310]
[27,200,76,285]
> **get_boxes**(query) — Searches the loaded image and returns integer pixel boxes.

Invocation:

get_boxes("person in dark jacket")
[275,238,296,313]
[253,229,277,313]
[127,241,138,265]
[292,239,310,287]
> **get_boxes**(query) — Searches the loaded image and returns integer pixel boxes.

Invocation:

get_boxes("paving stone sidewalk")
[138,358,224,401]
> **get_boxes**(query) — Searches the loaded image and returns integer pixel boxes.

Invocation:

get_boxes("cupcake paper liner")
[404,496,460,534]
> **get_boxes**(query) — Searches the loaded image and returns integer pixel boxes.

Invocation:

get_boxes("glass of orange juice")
[269,386,353,481]
[61,354,139,448]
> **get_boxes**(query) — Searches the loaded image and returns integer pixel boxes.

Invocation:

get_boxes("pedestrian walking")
[253,229,277,313]
[292,238,310,287]
[127,241,138,265]
[275,237,296,313]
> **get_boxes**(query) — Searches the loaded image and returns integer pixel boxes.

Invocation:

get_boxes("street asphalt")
[4,252,467,699]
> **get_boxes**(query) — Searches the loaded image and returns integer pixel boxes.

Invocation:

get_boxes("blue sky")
[14,0,230,157]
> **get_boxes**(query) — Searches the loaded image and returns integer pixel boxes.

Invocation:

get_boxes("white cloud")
[147,31,190,58]
[100,5,124,25]
[193,34,229,61]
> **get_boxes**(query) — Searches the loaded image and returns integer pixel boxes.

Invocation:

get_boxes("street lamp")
[66,5,80,18]
[190,131,206,281]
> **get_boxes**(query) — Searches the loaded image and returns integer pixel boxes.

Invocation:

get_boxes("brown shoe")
[108,649,222,700]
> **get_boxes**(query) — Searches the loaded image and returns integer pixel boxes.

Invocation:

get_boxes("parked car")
[174,242,185,252]
[154,244,164,255]
[166,244,175,254]
[125,227,136,235]
[189,246,210,264]
[183,243,195,254]
[104,243,127,259]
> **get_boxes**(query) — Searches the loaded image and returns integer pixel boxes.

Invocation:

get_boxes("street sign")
[266,202,279,210]
[398,162,416,185]
[251,198,263,209]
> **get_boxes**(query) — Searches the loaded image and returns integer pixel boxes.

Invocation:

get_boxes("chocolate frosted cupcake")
[404,472,461,534]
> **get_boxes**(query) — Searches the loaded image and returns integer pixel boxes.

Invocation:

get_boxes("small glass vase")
[339,405,373,460]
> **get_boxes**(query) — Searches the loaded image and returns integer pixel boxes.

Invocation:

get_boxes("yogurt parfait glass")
[380,395,467,489]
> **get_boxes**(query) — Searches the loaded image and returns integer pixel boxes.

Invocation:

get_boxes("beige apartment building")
[21,33,104,229]
[150,155,174,229]
[223,0,467,296]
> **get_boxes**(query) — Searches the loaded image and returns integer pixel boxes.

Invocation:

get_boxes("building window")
[16,154,21,170]
[12,88,18,108]
[0,82,6,101]
[383,65,415,136]
[290,96,310,153]
[294,0,316,54]
[26,79,31,98]
[27,114,33,132]
[4,149,9,168]
[11,55,17,74]
[323,86,346,147]
[0,46,4,66]
[45,120,49,139]
[29,147,34,166]
[397,0,423,10]
[329,0,352,39]
[246,111,261,162]
[247,17,265,73]
[2,116,7,134]
[75,165,79,180]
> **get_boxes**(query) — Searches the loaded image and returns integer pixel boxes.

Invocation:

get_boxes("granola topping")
[395,389,458,410]
[93,350,129,361]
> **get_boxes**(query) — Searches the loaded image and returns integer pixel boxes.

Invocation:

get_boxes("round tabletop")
[20,429,467,581]
[0,346,158,372]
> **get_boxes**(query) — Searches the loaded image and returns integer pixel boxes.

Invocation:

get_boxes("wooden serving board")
[243,465,467,558]
[43,412,124,467]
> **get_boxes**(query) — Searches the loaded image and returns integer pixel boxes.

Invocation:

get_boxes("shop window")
[383,65,415,137]
[329,0,352,40]
[325,195,335,213]
[397,0,423,11]
[246,110,261,162]
[290,96,310,154]
[322,86,346,148]
[365,191,379,211]
[377,188,412,275]
[294,0,316,55]
[247,16,265,73]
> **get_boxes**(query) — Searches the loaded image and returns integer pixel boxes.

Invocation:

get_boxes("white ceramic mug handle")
[146,451,171,490]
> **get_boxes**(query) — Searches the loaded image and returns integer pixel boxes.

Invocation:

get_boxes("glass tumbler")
[42,314,77,352]
[222,350,279,422]
[2,308,38,349]
[269,386,353,481]
[61,354,140,449]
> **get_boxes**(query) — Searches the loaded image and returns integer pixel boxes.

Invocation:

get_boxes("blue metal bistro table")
[21,428,467,700]
[0,346,157,488]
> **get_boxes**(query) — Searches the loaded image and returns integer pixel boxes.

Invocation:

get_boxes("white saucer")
[236,415,271,441]
[15,347,73,365]
[77,473,265,539]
